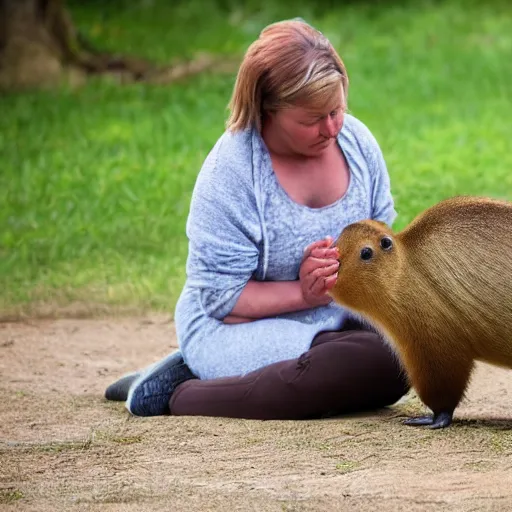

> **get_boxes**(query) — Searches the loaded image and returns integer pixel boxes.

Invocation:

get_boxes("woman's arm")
[224,237,339,323]
[227,280,309,320]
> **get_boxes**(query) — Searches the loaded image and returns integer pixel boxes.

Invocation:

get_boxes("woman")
[105,19,409,419]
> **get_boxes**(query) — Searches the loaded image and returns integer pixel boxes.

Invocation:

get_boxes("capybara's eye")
[360,247,373,261]
[380,236,393,251]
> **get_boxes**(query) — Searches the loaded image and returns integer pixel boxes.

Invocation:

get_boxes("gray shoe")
[126,350,196,417]
[105,372,140,401]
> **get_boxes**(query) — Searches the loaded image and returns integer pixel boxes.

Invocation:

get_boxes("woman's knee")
[309,330,409,390]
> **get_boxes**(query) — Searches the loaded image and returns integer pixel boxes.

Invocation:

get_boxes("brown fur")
[330,195,512,426]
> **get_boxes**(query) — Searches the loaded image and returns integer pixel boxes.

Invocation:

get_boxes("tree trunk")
[0,0,86,89]
[0,0,237,91]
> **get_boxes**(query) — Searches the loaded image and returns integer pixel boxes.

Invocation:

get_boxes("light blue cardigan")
[174,114,397,380]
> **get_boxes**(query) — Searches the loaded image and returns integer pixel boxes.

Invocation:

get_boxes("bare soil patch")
[1,315,512,511]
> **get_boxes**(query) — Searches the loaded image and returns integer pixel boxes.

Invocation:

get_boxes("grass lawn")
[1,0,511,318]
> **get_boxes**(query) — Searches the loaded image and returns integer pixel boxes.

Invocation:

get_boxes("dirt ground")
[1,314,512,511]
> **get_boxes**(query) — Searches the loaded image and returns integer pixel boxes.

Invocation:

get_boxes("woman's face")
[264,89,345,158]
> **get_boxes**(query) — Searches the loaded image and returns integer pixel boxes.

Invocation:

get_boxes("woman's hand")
[299,236,339,307]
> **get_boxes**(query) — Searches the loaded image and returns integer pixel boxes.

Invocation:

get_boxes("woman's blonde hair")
[226,19,349,133]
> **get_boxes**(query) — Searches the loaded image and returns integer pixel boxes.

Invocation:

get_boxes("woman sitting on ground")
[105,18,409,419]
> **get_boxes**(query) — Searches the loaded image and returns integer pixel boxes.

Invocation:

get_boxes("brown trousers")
[170,321,410,420]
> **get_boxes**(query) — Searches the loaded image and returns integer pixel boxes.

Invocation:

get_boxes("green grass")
[1,0,512,317]
[0,488,24,504]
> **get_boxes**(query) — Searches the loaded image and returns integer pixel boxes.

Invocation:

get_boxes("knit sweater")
[174,114,397,380]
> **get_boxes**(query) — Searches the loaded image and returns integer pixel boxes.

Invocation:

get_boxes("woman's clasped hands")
[299,236,340,307]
